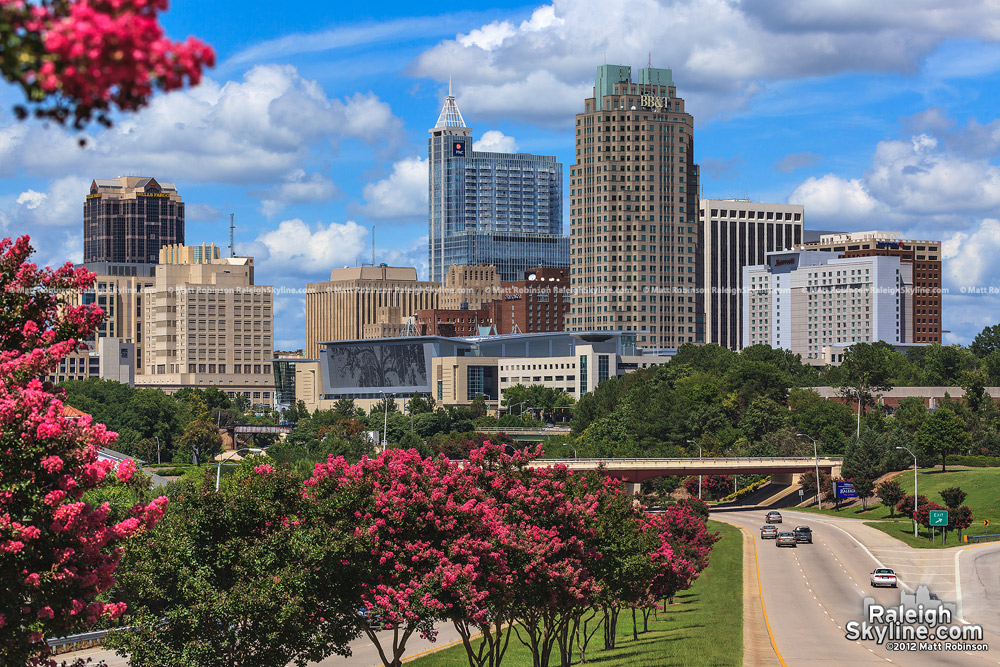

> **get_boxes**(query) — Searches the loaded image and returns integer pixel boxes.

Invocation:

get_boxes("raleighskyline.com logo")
[845,586,987,652]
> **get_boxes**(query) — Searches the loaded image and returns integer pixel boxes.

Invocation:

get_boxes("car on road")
[776,531,797,547]
[765,511,782,524]
[870,568,898,588]
[760,525,778,539]
[793,526,813,544]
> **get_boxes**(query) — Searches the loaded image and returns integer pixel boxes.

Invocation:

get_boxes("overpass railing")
[965,533,1000,544]
[545,456,843,464]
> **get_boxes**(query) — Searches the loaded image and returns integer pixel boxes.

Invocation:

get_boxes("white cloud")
[360,156,428,219]
[473,130,519,153]
[0,65,405,184]
[258,170,339,218]
[413,0,1000,125]
[242,218,369,279]
[788,174,882,220]
[16,190,46,210]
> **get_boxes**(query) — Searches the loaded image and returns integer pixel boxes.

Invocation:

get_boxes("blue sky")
[3,0,1000,350]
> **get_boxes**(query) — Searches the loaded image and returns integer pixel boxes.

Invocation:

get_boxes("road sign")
[833,481,857,499]
[798,489,804,498]
[986,519,990,527]
[929,510,948,526]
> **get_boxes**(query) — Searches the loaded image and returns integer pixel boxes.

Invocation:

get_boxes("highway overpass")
[539,456,843,484]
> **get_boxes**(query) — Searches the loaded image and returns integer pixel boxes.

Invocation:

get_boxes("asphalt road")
[715,508,1000,665]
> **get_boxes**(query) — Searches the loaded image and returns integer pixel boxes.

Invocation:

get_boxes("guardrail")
[546,456,843,464]
[964,533,1000,543]
[47,628,111,654]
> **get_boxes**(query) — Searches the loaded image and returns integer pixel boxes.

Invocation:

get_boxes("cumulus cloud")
[0,65,405,184]
[788,174,883,221]
[413,0,1000,125]
[788,117,1000,232]
[257,170,339,218]
[1,177,91,229]
[360,156,428,219]
[242,218,369,280]
[773,152,822,173]
[473,130,519,153]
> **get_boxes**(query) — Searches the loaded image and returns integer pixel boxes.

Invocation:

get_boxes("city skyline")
[1,1,1000,349]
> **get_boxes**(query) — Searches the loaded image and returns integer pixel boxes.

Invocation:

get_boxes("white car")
[870,568,897,588]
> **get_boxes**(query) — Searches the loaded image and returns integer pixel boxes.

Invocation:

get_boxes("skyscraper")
[700,199,804,349]
[428,87,567,283]
[83,176,184,264]
[568,65,701,348]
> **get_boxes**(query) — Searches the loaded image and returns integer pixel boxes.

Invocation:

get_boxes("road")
[714,508,1000,665]
[58,622,467,666]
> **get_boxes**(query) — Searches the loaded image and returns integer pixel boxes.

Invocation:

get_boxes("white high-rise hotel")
[743,250,913,363]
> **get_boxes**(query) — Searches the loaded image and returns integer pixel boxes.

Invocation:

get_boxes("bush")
[945,454,1000,468]
[719,476,770,503]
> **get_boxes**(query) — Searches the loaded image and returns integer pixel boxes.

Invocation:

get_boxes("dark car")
[765,511,782,524]
[776,532,797,547]
[793,526,813,544]
[760,525,778,539]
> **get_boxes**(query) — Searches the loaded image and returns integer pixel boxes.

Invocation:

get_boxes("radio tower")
[229,213,236,257]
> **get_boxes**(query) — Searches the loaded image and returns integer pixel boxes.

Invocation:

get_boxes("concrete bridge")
[540,456,843,487]
[477,426,572,441]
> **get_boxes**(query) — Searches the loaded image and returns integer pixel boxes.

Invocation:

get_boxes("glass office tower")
[428,88,567,283]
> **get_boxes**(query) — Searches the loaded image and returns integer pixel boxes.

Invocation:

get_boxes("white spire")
[435,81,467,129]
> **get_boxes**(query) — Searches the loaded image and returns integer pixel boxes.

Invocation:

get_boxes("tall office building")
[699,199,803,349]
[795,231,942,344]
[83,176,184,264]
[138,243,275,404]
[568,65,701,348]
[305,265,440,358]
[428,87,567,283]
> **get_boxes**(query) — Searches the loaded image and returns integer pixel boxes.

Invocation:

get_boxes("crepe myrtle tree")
[304,448,502,667]
[0,0,214,130]
[0,236,168,665]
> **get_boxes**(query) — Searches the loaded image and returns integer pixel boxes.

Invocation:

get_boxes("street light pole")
[687,439,702,500]
[561,443,577,459]
[797,433,821,510]
[380,392,393,449]
[896,446,919,537]
[216,447,264,491]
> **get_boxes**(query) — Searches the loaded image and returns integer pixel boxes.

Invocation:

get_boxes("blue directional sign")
[833,481,857,499]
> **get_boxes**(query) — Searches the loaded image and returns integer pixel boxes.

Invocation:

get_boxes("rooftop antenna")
[648,50,651,67]
[449,73,452,96]
[229,213,235,257]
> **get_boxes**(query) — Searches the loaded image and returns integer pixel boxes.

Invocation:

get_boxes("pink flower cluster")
[3,0,215,122]
[0,235,169,658]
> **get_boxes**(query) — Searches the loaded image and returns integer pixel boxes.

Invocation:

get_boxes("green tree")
[105,467,359,666]
[875,478,905,517]
[842,431,884,509]
[738,396,789,442]
[915,408,970,472]
[939,487,967,509]
[971,323,1000,358]
[469,394,488,418]
[960,369,990,413]
[922,345,976,386]
[173,419,222,465]
[121,387,185,449]
[838,341,894,418]
[333,397,357,418]
[891,396,928,435]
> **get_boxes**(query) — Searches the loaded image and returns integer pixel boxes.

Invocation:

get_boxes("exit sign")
[929,510,948,526]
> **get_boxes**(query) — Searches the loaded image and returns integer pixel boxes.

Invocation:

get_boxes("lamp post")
[380,392,394,449]
[216,448,263,491]
[687,439,702,500]
[896,446,919,537]
[797,433,822,510]
[561,443,577,459]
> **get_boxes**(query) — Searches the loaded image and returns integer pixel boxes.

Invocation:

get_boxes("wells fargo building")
[83,176,184,264]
